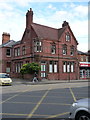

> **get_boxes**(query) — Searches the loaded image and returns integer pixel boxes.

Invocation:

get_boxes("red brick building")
[0,8,79,80]
[78,50,90,79]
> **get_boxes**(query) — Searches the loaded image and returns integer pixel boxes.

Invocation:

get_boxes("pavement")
[12,78,90,85]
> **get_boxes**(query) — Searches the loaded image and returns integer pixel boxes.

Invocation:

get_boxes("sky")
[0,0,89,52]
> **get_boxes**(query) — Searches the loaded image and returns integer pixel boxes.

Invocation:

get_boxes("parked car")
[69,98,90,120]
[0,73,12,85]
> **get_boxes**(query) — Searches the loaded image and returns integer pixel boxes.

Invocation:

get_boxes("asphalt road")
[0,81,89,120]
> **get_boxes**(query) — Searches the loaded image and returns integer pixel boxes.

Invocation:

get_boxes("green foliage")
[20,62,41,75]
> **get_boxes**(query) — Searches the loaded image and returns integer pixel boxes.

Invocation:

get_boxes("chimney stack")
[2,32,10,44]
[26,8,33,28]
[62,21,69,27]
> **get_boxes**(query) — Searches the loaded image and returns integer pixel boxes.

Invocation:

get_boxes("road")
[0,80,89,120]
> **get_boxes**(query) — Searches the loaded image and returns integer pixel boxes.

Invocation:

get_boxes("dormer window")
[34,41,42,52]
[66,32,71,41]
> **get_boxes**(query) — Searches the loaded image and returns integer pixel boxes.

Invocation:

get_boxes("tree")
[20,62,41,76]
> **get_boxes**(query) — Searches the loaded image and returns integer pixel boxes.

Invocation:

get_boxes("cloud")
[0,2,88,52]
[48,4,56,10]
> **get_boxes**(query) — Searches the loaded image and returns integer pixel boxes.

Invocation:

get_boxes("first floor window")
[62,45,67,55]
[14,47,20,56]
[51,44,56,54]
[71,46,74,56]
[6,48,11,56]
[22,46,26,55]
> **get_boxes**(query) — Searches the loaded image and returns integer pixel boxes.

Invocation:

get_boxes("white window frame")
[54,62,57,73]
[66,33,71,41]
[63,62,66,73]
[34,41,42,52]
[49,61,53,73]
[71,62,74,72]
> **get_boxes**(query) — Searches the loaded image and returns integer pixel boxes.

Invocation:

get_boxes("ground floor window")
[6,62,11,73]
[80,69,90,78]
[63,61,74,73]
[41,61,46,78]
[15,62,23,73]
[49,61,58,73]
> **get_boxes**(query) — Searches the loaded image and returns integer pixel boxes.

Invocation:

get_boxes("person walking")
[32,72,38,83]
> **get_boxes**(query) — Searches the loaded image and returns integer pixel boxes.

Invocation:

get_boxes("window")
[49,61,58,73]
[14,47,20,56]
[22,46,26,55]
[49,61,53,73]
[54,61,57,73]
[63,45,67,55]
[86,56,88,62]
[51,44,56,54]
[71,62,74,72]
[41,73,46,77]
[71,46,74,56]
[81,56,84,61]
[66,32,71,41]
[6,62,11,72]
[6,48,11,56]
[63,61,74,73]
[41,61,46,78]
[41,64,46,71]
[67,62,70,72]
[34,41,42,52]
[63,62,67,72]
[15,62,23,73]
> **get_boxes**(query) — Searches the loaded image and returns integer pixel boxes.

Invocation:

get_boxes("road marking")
[45,112,69,119]
[1,88,32,104]
[69,87,76,102]
[0,113,28,116]
[26,87,52,119]
[0,113,49,117]
[6,101,71,106]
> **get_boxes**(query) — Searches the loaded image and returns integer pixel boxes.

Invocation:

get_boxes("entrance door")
[41,62,46,78]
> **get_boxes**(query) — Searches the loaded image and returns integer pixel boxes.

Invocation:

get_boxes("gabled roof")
[31,23,78,45]
[31,23,61,40]
[0,40,16,48]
